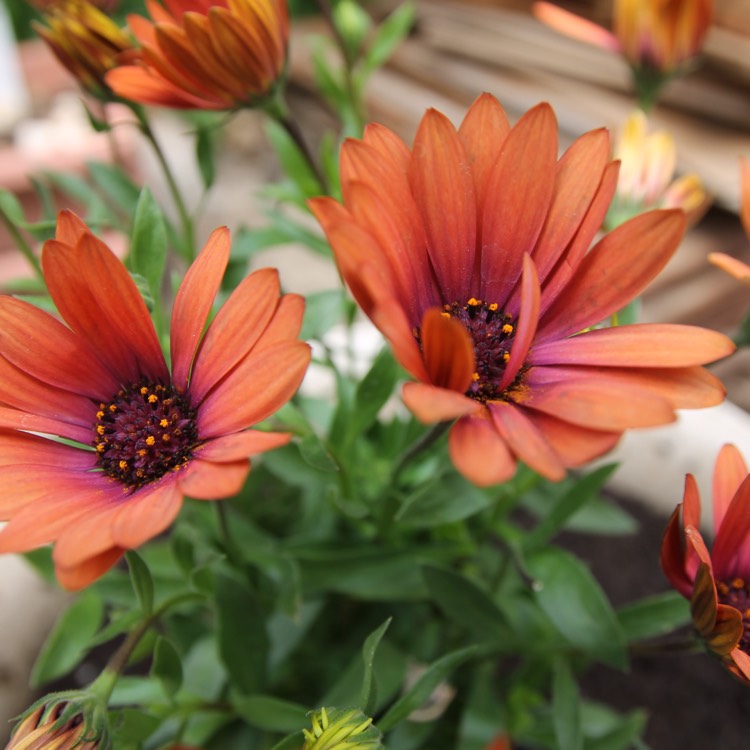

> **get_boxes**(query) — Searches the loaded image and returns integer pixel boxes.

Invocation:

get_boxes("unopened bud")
[302,707,382,750]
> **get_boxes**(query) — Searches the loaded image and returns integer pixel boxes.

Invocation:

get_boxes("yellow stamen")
[146,436,156,446]
[140,386,148,395]
[472,372,480,381]
[96,410,104,420]
[503,352,511,362]
[148,394,158,404]
[137,449,147,457]
[467,297,480,306]
[118,460,127,470]
[159,418,169,428]
[162,434,171,442]
[109,404,117,412]
[96,443,105,453]
[96,425,105,435]
[488,303,498,311]
[733,578,745,589]
[441,312,451,319]
[502,323,514,334]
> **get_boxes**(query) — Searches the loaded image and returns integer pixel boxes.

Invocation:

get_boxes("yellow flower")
[303,707,382,750]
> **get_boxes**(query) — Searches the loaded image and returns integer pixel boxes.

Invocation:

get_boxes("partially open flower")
[303,707,382,750]
[0,211,310,589]
[5,700,105,750]
[310,93,733,487]
[661,444,750,683]
[33,0,133,99]
[106,0,289,110]
[607,109,707,229]
[533,0,714,108]
[708,157,750,286]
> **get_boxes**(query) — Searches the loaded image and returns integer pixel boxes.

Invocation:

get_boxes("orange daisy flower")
[309,94,733,487]
[106,0,289,110]
[661,444,750,683]
[0,211,310,590]
[5,702,102,750]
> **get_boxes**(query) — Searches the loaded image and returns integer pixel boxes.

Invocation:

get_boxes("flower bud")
[302,707,382,750]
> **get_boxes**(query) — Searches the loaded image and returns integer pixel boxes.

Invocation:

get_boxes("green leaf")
[298,432,339,473]
[359,617,392,714]
[0,188,26,224]
[151,636,183,699]
[396,473,492,528]
[361,2,415,76]
[346,346,399,440]
[523,465,618,551]
[422,565,511,643]
[233,694,309,732]
[216,574,269,694]
[269,731,306,750]
[378,645,482,732]
[264,119,323,199]
[585,709,647,750]
[31,590,104,687]
[553,657,582,750]
[300,289,350,341]
[526,547,628,670]
[110,707,161,744]
[126,549,154,615]
[129,188,167,302]
[617,590,691,642]
[87,161,141,217]
[196,125,216,190]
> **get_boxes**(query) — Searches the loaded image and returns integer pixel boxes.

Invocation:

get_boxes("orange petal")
[706,604,744,656]
[532,2,620,51]
[189,267,280,403]
[729,648,750,684]
[660,504,694,597]
[252,293,305,350]
[55,546,125,591]
[177,457,250,499]
[707,252,750,286]
[489,401,565,481]
[401,381,479,423]
[713,444,749,533]
[690,561,720,638]
[197,430,291,461]
[448,412,516,486]
[421,307,475,391]
[111,479,183,548]
[480,103,558,305]
[408,108,477,302]
[712,475,750,580]
[171,226,230,392]
[0,432,94,470]
[55,209,90,245]
[0,406,91,445]
[530,323,735,367]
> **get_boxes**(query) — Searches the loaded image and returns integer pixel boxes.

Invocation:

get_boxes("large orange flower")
[0,211,310,589]
[106,0,289,110]
[309,94,733,487]
[661,444,750,683]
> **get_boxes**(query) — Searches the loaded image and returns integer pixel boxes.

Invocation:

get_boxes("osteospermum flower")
[708,156,750,285]
[0,211,310,589]
[309,94,733,487]
[5,701,103,750]
[607,108,706,229]
[33,0,133,98]
[533,0,713,108]
[661,444,750,683]
[106,0,289,110]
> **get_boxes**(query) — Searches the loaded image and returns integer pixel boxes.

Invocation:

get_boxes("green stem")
[131,105,196,260]
[0,207,43,280]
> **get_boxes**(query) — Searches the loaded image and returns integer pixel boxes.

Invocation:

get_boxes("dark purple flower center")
[92,382,200,490]
[442,298,518,402]
[717,577,750,652]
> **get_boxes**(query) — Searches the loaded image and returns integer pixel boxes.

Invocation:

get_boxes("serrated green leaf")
[359,617,392,714]
[617,590,691,642]
[553,657,582,750]
[151,636,183,699]
[216,574,269,695]
[126,549,154,615]
[378,645,482,731]
[129,188,167,303]
[526,547,628,670]
[233,694,309,732]
[31,590,104,687]
[397,473,492,528]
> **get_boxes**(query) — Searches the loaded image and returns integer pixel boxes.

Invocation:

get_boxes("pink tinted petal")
[713,444,749,533]
[0,431,96,469]
[421,308,475,391]
[55,547,125,591]
[177,457,250,499]
[171,227,230,392]
[532,2,621,51]
[53,504,120,567]
[480,103,557,305]
[708,253,750,285]
[537,209,685,341]
[530,324,735,367]
[0,297,118,400]
[660,505,694,597]
[498,255,539,391]
[712,476,750,580]
[197,430,291,461]
[729,649,750,683]
[189,267,281,403]
[197,341,310,438]
[0,406,92,445]
[402,382,479,423]
[682,474,702,580]
[252,294,305,351]
[489,402,565,481]
[43,234,168,384]
[408,109,477,302]
[448,412,516,487]
[111,479,183,549]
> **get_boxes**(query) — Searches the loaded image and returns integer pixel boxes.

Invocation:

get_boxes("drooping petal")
[420,308,475,391]
[713,444,749,533]
[55,547,125,591]
[708,605,745,656]
[197,430,291,461]
[177,457,250,499]
[402,382,479,423]
[529,324,735,367]
[536,209,685,341]
[170,226,230,392]
[448,412,516,487]
[408,108,477,302]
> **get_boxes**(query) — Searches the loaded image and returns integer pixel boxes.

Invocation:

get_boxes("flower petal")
[0,431,96,469]
[197,430,291,461]
[420,307,475,391]
[660,505,695,598]
[690,561,721,639]
[448,412,516,486]
[55,546,126,591]
[713,444,749,534]
[177,457,250,499]
[401,382,479,423]
[0,406,91,445]
[110,478,183,548]
[171,226,230,392]
[712,475,750,580]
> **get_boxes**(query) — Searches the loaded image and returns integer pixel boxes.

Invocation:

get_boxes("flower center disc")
[93,382,200,490]
[718,577,750,652]
[442,298,517,402]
